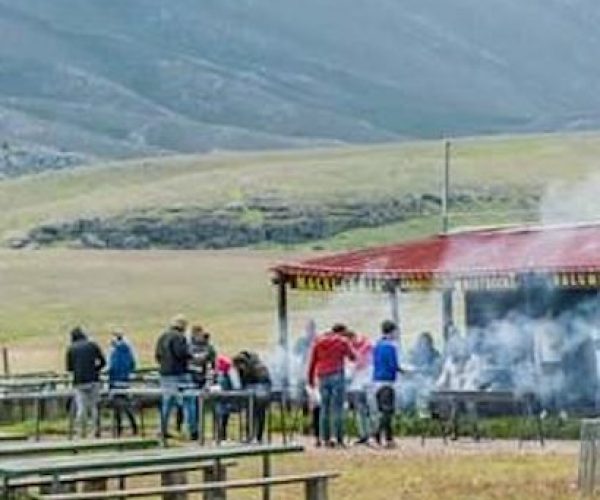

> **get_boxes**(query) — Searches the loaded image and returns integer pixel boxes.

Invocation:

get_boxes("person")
[214,354,236,442]
[372,320,403,448]
[155,315,198,440]
[66,327,106,438]
[533,314,565,418]
[293,319,319,440]
[308,323,356,448]
[436,335,482,439]
[233,351,272,443]
[107,330,138,436]
[409,332,442,380]
[188,325,217,389]
[344,330,373,445]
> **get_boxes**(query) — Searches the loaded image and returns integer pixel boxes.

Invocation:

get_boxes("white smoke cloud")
[539,171,600,225]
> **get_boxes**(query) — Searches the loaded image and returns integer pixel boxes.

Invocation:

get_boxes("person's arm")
[208,346,217,368]
[344,339,357,362]
[173,335,190,361]
[155,337,162,365]
[307,342,318,387]
[66,347,73,373]
[96,344,106,370]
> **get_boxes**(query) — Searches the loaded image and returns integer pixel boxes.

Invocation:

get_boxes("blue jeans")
[319,372,345,443]
[160,374,198,437]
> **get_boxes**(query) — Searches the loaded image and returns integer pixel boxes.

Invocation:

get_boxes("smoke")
[264,172,600,412]
[539,171,600,225]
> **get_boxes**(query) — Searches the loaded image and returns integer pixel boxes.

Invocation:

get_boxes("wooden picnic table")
[427,390,544,445]
[0,443,304,499]
[109,388,256,445]
[0,437,158,459]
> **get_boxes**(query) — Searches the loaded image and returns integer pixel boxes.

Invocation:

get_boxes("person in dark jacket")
[155,315,197,440]
[232,351,271,443]
[108,331,138,436]
[66,327,106,438]
[188,326,217,389]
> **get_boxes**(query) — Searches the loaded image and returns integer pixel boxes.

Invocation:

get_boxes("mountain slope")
[1,0,600,170]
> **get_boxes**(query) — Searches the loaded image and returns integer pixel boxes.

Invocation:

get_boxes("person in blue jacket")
[372,320,404,448]
[108,331,138,436]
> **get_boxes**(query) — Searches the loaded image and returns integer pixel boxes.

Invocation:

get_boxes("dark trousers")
[375,385,395,443]
[312,406,321,441]
[319,372,345,443]
[111,395,138,436]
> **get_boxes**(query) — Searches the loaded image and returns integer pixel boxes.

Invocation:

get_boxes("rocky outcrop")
[0,143,87,178]
[19,189,539,250]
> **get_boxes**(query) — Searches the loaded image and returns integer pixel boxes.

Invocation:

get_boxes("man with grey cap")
[155,315,197,440]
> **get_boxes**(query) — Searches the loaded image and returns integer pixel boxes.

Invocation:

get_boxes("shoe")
[190,432,199,441]
[325,440,336,449]
[354,437,369,446]
[315,440,322,448]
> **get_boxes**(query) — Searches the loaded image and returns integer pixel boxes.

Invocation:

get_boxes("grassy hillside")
[1,132,599,242]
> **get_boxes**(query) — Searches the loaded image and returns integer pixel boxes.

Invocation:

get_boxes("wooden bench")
[0,433,27,442]
[0,437,159,459]
[0,443,304,499]
[35,472,339,500]
[11,460,236,496]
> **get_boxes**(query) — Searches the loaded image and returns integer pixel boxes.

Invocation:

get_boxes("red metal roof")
[274,223,600,281]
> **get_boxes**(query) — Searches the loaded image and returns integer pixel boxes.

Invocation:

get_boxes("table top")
[430,390,517,403]
[0,443,304,478]
[0,437,159,458]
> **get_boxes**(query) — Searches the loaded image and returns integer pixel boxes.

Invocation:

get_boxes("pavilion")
[272,222,600,351]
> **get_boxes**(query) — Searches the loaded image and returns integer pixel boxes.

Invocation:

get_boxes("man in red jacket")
[308,323,356,447]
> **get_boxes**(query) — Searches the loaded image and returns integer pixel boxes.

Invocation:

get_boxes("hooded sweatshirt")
[108,339,136,387]
[66,330,106,385]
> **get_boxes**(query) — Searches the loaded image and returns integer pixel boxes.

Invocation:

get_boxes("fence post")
[579,419,600,495]
[2,347,9,377]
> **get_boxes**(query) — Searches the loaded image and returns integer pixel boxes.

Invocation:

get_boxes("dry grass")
[0,248,446,372]
[122,439,579,499]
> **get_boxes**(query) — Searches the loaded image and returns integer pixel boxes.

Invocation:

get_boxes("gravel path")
[300,436,579,458]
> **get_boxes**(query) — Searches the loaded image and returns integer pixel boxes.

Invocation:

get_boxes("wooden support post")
[203,460,226,500]
[305,477,328,500]
[1,347,9,377]
[388,283,400,329]
[82,478,107,493]
[161,470,188,500]
[262,454,272,500]
[442,289,454,342]
[276,275,290,390]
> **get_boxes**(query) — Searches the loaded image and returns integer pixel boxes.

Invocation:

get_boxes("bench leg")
[305,478,328,500]
[40,481,77,495]
[203,461,227,500]
[82,478,107,493]
[161,470,188,500]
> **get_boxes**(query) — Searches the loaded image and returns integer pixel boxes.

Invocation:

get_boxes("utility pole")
[441,140,453,342]
[441,139,451,234]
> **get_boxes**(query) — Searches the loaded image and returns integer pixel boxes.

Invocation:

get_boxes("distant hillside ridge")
[2,0,600,173]
[15,187,538,250]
